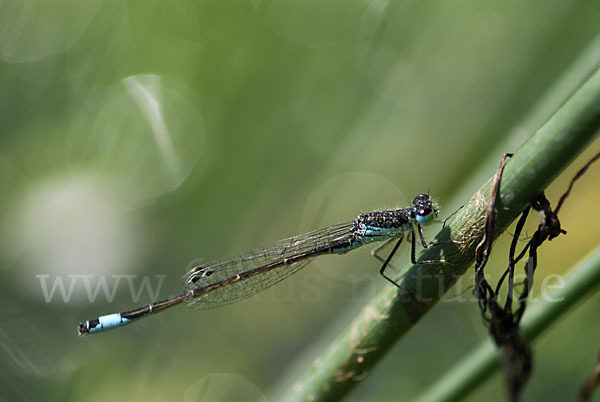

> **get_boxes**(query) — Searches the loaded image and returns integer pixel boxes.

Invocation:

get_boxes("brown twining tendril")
[473,153,531,402]
[473,150,600,402]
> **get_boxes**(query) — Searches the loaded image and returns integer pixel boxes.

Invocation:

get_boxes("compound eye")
[416,207,435,226]
[418,207,432,216]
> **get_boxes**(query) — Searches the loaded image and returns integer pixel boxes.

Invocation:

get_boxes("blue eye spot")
[416,210,435,226]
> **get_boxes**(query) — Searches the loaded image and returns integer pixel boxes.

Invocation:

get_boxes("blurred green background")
[1,1,600,401]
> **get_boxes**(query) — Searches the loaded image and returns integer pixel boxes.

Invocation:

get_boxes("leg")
[416,224,459,249]
[378,237,404,289]
[442,204,465,229]
[411,227,447,265]
[417,224,430,248]
[371,237,395,264]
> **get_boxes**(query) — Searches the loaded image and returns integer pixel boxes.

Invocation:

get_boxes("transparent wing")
[183,222,356,309]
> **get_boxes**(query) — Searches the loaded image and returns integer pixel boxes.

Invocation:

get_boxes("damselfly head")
[412,194,439,226]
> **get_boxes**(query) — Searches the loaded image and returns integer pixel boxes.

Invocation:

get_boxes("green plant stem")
[278,64,600,402]
[414,245,600,402]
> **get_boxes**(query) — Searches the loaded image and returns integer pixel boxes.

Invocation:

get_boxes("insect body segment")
[78,194,443,336]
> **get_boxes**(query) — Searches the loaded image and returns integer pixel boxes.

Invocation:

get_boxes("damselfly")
[78,194,445,335]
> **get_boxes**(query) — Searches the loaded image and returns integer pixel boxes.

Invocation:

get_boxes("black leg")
[379,237,404,289]
[417,224,459,249]
[442,204,465,229]
[417,224,430,248]
[411,227,447,265]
